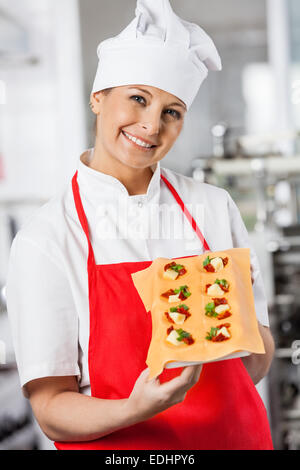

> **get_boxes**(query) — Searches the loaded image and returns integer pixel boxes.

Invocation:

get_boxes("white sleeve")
[5,234,80,396]
[226,192,270,327]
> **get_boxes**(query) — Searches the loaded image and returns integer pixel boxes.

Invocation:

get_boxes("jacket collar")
[77,148,161,202]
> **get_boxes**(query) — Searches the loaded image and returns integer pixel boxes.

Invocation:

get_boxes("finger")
[137,368,151,382]
[180,364,202,381]
[185,364,202,384]
[141,367,159,384]
[159,364,202,394]
[193,364,203,381]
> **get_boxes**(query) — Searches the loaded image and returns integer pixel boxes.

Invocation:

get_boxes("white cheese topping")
[207,283,224,296]
[215,304,229,314]
[163,268,178,280]
[217,326,230,338]
[166,329,182,345]
[210,257,224,272]
[169,311,186,324]
[168,293,181,303]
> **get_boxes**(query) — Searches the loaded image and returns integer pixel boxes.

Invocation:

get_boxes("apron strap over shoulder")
[72,171,96,266]
[71,169,210,268]
[160,173,210,251]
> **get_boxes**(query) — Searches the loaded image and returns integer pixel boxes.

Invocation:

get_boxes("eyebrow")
[127,86,187,111]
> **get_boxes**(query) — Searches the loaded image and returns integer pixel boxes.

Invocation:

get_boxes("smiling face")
[90,84,187,170]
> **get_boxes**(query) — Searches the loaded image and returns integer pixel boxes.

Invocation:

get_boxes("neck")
[87,142,156,196]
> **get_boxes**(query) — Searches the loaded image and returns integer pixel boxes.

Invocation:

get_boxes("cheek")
[164,124,182,147]
[99,108,133,145]
[108,103,137,132]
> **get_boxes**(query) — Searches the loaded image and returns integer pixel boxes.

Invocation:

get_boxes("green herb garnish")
[174,285,187,293]
[205,326,220,340]
[179,303,189,310]
[170,303,189,313]
[170,263,184,272]
[203,255,211,267]
[205,302,218,318]
[215,279,228,288]
[174,285,191,298]
[176,328,191,341]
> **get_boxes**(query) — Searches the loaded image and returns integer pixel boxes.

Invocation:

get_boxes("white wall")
[0,0,87,201]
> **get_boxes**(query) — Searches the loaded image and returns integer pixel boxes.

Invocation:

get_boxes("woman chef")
[6,0,274,450]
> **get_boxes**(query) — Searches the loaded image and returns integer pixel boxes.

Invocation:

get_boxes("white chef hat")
[92,0,222,110]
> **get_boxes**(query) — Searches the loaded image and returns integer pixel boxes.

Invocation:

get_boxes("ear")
[89,91,103,115]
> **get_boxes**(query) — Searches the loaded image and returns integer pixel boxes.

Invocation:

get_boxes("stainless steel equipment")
[191,128,300,449]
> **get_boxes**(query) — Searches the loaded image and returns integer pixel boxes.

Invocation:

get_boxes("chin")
[116,154,154,169]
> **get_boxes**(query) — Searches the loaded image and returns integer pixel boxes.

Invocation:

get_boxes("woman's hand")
[25,365,202,442]
[125,365,203,423]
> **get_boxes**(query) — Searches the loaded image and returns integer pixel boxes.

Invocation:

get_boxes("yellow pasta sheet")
[131,248,265,379]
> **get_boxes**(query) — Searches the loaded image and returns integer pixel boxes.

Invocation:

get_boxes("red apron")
[55,170,273,450]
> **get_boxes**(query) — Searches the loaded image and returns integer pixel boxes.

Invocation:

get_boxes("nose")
[140,109,161,136]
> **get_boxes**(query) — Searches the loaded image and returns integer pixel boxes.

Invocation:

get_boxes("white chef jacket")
[6,148,270,398]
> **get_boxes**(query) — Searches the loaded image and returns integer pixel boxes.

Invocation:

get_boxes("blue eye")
[131,95,146,104]
[165,109,181,120]
[130,95,181,120]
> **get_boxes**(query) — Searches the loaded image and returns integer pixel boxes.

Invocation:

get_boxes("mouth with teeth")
[121,130,157,151]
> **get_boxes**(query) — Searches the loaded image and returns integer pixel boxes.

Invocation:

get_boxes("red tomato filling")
[161,289,175,299]
[203,256,229,272]
[166,325,195,345]
[164,262,187,276]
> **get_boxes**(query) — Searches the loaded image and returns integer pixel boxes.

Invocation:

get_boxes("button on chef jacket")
[6,148,270,398]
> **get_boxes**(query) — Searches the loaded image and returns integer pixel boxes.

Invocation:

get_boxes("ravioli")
[131,248,265,379]
[203,255,228,273]
[163,261,187,280]
[205,298,232,319]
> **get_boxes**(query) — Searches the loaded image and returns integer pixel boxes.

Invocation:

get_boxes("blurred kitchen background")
[0,0,300,450]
